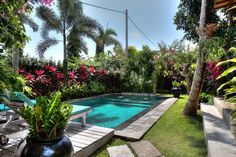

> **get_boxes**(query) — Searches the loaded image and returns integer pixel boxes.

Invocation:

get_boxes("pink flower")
[18,5,25,14]
[45,65,50,70]
[2,12,7,19]
[18,68,25,74]
[25,73,33,81]
[1,0,6,3]
[35,70,44,76]
[49,65,56,73]
[68,70,75,79]
[89,66,95,73]
[57,72,63,80]
[40,0,54,6]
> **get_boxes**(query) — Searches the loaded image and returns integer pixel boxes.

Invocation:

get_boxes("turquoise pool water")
[71,95,167,128]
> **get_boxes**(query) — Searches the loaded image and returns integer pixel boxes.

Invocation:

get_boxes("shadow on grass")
[184,135,207,156]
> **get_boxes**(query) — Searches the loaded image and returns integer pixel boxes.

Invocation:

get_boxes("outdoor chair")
[0,91,92,129]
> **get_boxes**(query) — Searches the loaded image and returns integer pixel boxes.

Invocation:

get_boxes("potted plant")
[172,81,181,98]
[14,92,74,157]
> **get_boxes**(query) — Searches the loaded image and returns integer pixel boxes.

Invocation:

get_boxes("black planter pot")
[172,87,181,98]
[14,135,73,157]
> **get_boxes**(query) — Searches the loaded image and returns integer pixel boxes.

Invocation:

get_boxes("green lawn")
[92,95,207,157]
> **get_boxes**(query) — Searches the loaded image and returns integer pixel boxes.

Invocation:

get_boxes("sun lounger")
[0,92,92,128]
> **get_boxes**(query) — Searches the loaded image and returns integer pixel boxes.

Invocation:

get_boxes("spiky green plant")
[19,92,72,139]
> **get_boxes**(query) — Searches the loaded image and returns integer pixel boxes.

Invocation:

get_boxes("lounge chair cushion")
[12,92,35,106]
[0,104,9,111]
[71,105,91,115]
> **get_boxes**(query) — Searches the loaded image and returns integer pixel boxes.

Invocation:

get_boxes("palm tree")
[36,0,101,85]
[183,0,216,115]
[94,28,121,57]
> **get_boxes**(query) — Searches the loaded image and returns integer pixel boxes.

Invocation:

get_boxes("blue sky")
[24,0,184,61]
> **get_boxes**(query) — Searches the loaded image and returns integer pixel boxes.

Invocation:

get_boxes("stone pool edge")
[114,98,178,140]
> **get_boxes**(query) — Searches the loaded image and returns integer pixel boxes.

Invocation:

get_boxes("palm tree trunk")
[12,48,19,74]
[183,0,210,115]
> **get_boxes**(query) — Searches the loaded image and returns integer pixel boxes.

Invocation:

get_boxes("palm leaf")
[217,77,236,92]
[20,15,39,32]
[105,37,122,48]
[217,66,236,79]
[217,58,236,66]
[36,5,61,32]
[37,38,59,58]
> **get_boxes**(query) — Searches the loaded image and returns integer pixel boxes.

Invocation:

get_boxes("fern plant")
[216,47,236,125]
[19,92,72,139]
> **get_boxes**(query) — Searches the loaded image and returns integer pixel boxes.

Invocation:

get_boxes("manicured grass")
[92,95,207,157]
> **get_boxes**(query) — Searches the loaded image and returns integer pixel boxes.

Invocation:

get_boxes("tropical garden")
[0,0,236,156]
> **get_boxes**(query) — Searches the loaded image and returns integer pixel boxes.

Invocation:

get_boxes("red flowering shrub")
[19,64,111,97]
[203,61,223,93]
[207,62,222,81]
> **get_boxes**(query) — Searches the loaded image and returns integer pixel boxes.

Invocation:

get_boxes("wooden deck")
[0,122,114,157]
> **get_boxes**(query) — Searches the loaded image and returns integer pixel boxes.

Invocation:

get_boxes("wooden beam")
[214,0,236,9]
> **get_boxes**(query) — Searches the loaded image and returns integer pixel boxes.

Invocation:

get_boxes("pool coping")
[67,93,170,104]
[114,97,178,140]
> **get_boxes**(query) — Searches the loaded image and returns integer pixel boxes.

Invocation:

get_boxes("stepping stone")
[107,145,134,157]
[130,140,162,157]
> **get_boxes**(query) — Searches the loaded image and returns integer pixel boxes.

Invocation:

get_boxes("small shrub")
[200,92,211,103]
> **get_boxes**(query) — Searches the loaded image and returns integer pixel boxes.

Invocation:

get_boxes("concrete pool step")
[201,104,236,157]
[115,98,178,140]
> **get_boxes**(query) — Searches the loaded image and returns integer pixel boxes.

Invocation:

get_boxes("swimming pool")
[71,94,167,128]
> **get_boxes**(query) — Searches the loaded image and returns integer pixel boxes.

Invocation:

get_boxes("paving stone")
[107,145,134,157]
[130,140,162,157]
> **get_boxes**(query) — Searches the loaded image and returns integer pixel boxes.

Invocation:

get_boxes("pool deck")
[115,98,178,140]
[0,122,114,157]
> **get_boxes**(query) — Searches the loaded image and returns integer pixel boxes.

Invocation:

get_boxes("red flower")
[25,73,33,81]
[44,78,51,86]
[89,66,95,73]
[35,70,44,76]
[18,68,25,74]
[68,70,76,79]
[168,60,175,65]
[45,65,50,70]
[49,65,56,73]
[57,72,63,80]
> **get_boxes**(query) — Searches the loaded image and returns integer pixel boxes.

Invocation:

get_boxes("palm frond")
[58,0,83,29]
[105,36,122,48]
[37,38,59,58]
[20,14,39,32]
[36,5,61,32]
[78,15,102,31]
[105,28,117,36]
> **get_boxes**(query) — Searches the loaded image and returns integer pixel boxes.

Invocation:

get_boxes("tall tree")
[183,0,217,115]
[36,0,100,85]
[174,0,219,43]
[94,28,121,57]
